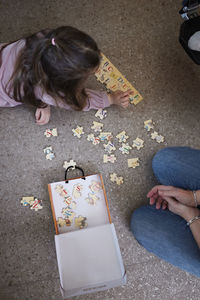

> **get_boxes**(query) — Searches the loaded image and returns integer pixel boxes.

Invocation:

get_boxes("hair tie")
[51,38,56,46]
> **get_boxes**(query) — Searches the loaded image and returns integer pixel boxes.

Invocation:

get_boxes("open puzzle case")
[48,166,126,298]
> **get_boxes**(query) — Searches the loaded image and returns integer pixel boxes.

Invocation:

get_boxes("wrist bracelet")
[187,216,200,226]
[192,190,198,207]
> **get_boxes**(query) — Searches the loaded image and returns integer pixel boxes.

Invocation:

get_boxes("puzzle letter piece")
[151,131,164,143]
[132,137,144,150]
[119,143,132,154]
[116,131,129,143]
[21,196,35,206]
[128,158,140,168]
[44,146,55,160]
[44,128,58,138]
[63,159,77,170]
[103,154,116,163]
[30,198,43,211]
[72,184,83,199]
[72,126,84,138]
[144,119,154,131]
[95,109,107,120]
[91,121,104,132]
[103,142,116,153]
[75,215,88,229]
[99,132,113,142]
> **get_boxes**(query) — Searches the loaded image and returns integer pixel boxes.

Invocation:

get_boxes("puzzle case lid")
[55,223,126,292]
[48,173,112,235]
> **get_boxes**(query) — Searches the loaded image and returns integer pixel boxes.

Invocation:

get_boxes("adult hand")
[35,105,51,125]
[147,185,196,209]
[108,89,133,108]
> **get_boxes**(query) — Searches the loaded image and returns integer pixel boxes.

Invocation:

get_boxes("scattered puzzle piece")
[91,121,104,132]
[116,176,124,185]
[103,142,116,153]
[110,173,118,182]
[72,126,84,138]
[144,119,154,131]
[128,158,140,168]
[99,132,113,142]
[30,198,43,211]
[20,196,35,206]
[44,146,55,160]
[63,159,77,170]
[110,173,124,185]
[103,154,116,163]
[132,137,144,150]
[44,128,58,138]
[151,131,164,143]
[95,109,107,120]
[119,143,132,154]
[87,133,100,145]
[116,131,129,143]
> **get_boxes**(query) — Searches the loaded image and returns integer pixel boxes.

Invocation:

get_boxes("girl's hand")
[35,105,51,125]
[147,185,196,209]
[108,89,133,108]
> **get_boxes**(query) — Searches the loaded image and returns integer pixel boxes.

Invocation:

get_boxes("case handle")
[65,166,86,183]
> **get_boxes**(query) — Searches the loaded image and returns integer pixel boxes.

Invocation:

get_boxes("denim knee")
[152,147,179,184]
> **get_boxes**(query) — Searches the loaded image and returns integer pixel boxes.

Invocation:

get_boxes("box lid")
[55,223,125,291]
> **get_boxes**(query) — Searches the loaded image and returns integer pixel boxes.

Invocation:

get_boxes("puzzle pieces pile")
[71,110,165,186]
[55,180,103,230]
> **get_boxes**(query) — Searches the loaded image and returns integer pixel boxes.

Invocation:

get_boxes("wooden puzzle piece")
[63,159,77,170]
[116,176,123,185]
[110,173,124,185]
[144,119,154,131]
[103,154,116,163]
[72,126,84,138]
[74,215,88,229]
[20,196,35,206]
[95,53,143,105]
[99,132,113,142]
[128,158,140,168]
[151,131,164,143]
[43,146,55,160]
[119,143,132,154]
[44,128,58,138]
[91,121,104,132]
[87,133,100,145]
[72,183,83,199]
[110,173,118,182]
[103,142,116,153]
[132,137,144,150]
[30,198,43,211]
[57,217,67,227]
[85,193,99,205]
[95,109,107,120]
[116,131,129,143]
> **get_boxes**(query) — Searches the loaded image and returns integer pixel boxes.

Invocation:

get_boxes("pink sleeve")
[34,86,110,111]
[83,88,111,111]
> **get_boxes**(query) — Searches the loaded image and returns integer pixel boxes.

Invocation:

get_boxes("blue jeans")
[131,147,200,277]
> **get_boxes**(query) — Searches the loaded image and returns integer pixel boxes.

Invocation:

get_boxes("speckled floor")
[1,1,200,299]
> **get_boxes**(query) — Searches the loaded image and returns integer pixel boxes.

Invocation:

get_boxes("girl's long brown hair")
[0,26,101,110]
